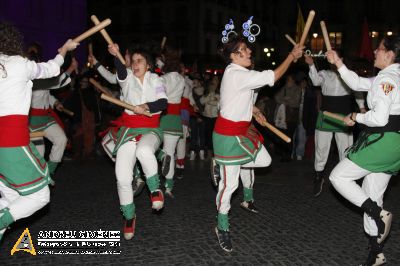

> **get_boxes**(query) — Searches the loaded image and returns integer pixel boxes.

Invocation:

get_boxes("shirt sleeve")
[338,65,373,92]
[32,73,71,90]
[28,54,64,80]
[153,75,167,100]
[308,65,324,86]
[233,69,275,91]
[356,77,397,127]
[97,65,118,84]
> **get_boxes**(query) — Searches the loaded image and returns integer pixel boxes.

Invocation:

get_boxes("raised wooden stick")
[261,121,291,143]
[73,19,111,43]
[90,15,126,65]
[323,111,345,123]
[285,34,296,46]
[299,10,316,47]
[100,93,152,117]
[60,107,74,116]
[89,78,113,97]
[30,131,46,138]
[320,21,332,51]
[161,36,167,50]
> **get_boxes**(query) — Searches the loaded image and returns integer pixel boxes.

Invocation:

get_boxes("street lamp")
[313,33,318,38]
[387,31,393,36]
[264,48,269,52]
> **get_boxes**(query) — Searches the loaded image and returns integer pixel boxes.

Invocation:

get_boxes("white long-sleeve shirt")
[31,73,71,109]
[97,65,133,85]
[117,70,167,115]
[182,75,193,99]
[160,72,185,104]
[309,64,365,109]
[0,54,64,116]
[220,63,274,122]
[338,63,400,127]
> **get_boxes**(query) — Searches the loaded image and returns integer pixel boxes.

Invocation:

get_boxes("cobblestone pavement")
[1,154,399,265]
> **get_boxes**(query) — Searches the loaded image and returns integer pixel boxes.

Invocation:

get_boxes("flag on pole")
[295,4,305,43]
[359,18,374,61]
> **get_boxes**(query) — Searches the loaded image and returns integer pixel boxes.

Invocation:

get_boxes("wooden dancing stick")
[73,18,111,43]
[60,107,74,116]
[299,10,316,47]
[100,93,152,117]
[285,34,296,46]
[88,43,93,56]
[261,121,291,143]
[323,111,345,123]
[30,131,46,138]
[89,78,113,97]
[320,21,332,51]
[90,15,126,65]
[161,36,167,50]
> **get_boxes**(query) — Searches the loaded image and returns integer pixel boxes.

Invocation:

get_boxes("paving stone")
[0,155,399,265]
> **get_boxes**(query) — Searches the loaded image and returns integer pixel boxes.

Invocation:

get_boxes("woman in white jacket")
[327,35,400,266]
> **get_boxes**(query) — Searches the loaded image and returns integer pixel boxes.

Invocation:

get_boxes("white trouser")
[115,133,160,205]
[216,145,271,214]
[240,168,254,189]
[0,182,50,222]
[162,134,180,179]
[329,158,392,236]
[43,123,68,162]
[314,130,353,171]
[32,137,45,157]
[176,125,188,162]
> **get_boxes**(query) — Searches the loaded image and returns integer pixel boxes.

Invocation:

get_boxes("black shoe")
[313,171,324,197]
[175,168,184,179]
[360,252,386,266]
[361,199,393,244]
[161,154,171,177]
[360,237,386,266]
[211,158,220,187]
[240,201,259,213]
[215,227,232,252]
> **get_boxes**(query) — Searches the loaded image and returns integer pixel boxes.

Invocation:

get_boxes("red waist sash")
[0,115,29,147]
[214,115,264,145]
[30,107,64,129]
[214,115,251,136]
[167,103,181,115]
[180,97,190,111]
[115,112,160,128]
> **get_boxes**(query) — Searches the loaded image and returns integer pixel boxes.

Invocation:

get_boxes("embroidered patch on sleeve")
[156,85,166,96]
[380,82,394,95]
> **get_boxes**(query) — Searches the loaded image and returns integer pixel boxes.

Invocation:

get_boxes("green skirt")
[0,143,50,195]
[213,125,262,165]
[348,132,400,174]
[160,114,183,136]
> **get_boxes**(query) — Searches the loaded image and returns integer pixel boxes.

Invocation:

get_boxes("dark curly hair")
[218,35,246,64]
[129,44,155,71]
[162,46,182,73]
[0,22,23,56]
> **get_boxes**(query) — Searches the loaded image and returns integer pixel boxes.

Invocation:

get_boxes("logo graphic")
[11,228,36,256]
[381,82,394,95]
